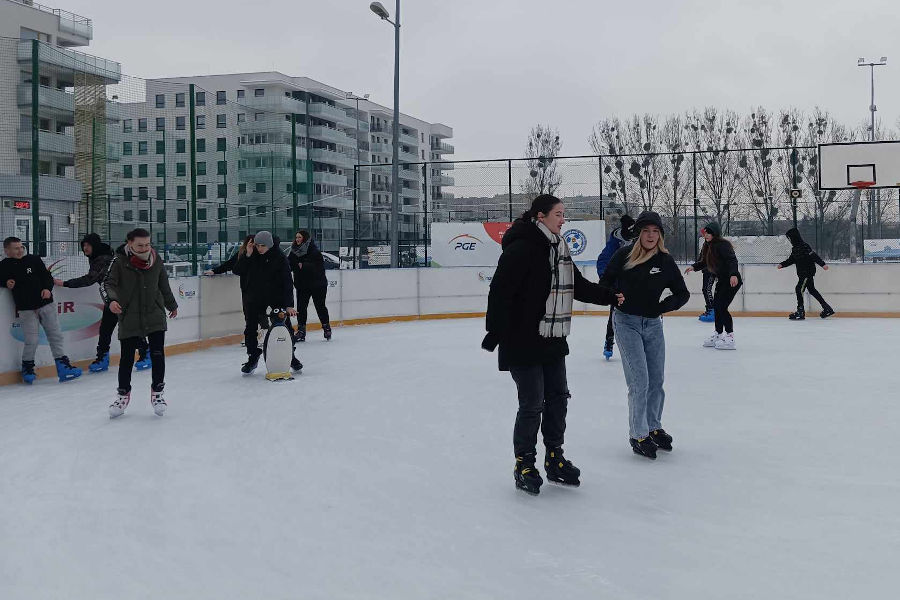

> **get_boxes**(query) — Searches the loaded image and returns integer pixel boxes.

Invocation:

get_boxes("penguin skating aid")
[263,309,295,381]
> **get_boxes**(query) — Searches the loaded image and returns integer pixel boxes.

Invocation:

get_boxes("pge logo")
[178,283,196,298]
[563,229,587,256]
[450,234,482,251]
[477,271,493,283]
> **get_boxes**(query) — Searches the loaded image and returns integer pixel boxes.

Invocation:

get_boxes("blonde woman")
[599,211,690,460]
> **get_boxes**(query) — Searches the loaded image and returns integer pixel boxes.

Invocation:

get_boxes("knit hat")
[254,230,274,248]
[703,222,722,238]
[633,211,665,235]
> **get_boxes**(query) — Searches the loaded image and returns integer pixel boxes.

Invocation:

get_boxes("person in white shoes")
[684,222,741,350]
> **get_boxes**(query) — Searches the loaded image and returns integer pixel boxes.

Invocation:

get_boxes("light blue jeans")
[613,311,666,440]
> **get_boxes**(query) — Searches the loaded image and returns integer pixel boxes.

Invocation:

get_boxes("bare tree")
[623,115,664,211]
[522,125,562,199]
[738,108,781,234]
[657,114,691,252]
[589,118,630,214]
[686,107,743,232]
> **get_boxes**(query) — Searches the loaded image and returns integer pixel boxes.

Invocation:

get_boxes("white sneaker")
[110,389,130,418]
[703,333,720,348]
[151,385,167,416]
[715,333,736,350]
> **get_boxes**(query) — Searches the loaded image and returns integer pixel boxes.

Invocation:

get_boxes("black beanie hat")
[633,211,665,235]
[703,222,722,238]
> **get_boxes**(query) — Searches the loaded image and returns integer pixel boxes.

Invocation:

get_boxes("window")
[196,139,206,153]
[155,94,165,108]
[176,92,185,107]
[176,163,186,177]
[156,210,166,224]
[237,89,245,99]
[216,137,227,152]
[124,210,133,222]
[218,230,228,243]
[177,185,186,200]
[255,205,266,216]
[177,209,187,222]
[138,141,148,155]
[198,231,208,243]
[255,182,266,193]
[139,209,149,222]
[216,91,226,105]
[197,185,207,199]
[177,231,187,243]
[238,207,247,217]
[254,88,264,97]
[237,113,245,123]
[138,187,148,201]
[123,119,132,133]
[197,162,207,176]
[123,142,132,155]
[156,163,165,177]
[123,187,133,201]
[123,165,133,179]
[217,184,227,198]
[138,118,147,132]
[218,206,228,219]
[176,139,186,153]
[238,183,247,194]
[156,140,165,155]
[176,116,185,130]
[217,161,227,175]
[198,208,207,221]
[196,115,205,129]
[156,186,166,201]
[216,114,226,128]
[196,91,205,106]
[155,117,165,131]
[138,164,148,178]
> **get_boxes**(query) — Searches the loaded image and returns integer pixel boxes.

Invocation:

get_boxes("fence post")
[353,165,358,269]
[188,84,198,275]
[291,113,299,233]
[693,152,699,257]
[422,162,428,267]
[507,159,513,222]
[598,155,603,217]
[31,39,40,255]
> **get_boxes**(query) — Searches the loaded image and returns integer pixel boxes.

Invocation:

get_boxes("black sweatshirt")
[780,229,825,277]
[0,255,55,310]
[691,239,740,279]
[600,247,690,318]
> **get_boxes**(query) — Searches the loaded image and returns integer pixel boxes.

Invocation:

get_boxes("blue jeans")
[613,311,666,440]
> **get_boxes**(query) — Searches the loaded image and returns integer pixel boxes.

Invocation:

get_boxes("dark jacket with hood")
[63,233,114,295]
[0,254,54,311]
[596,217,634,277]
[103,244,178,339]
[780,228,825,277]
[690,222,740,281]
[483,218,617,371]
[288,239,328,290]
[233,243,294,309]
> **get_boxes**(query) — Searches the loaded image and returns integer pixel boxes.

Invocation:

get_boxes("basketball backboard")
[818,140,900,190]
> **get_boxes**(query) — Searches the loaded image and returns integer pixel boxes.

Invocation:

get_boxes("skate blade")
[631,450,657,460]
[547,478,581,488]
[515,485,540,496]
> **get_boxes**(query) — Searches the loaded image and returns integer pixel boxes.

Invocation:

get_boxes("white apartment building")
[0,0,121,252]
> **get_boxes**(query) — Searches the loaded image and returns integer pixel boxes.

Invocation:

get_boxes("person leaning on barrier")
[204,235,268,341]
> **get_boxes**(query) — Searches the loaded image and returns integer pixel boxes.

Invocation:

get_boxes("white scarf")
[536,221,574,338]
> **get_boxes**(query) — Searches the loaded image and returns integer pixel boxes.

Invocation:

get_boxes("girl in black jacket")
[684,221,741,350]
[483,194,621,495]
[205,235,269,340]
[777,228,834,320]
[288,230,331,341]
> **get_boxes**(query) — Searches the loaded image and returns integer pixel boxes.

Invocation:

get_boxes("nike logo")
[649,267,661,274]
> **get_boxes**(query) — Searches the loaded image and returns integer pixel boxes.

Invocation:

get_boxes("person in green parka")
[103,228,178,418]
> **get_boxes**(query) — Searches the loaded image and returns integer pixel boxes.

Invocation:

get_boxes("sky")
[60,0,900,160]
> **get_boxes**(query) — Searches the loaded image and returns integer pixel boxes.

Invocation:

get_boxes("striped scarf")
[536,221,574,338]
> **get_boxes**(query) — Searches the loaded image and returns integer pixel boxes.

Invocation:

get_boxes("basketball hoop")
[850,180,875,189]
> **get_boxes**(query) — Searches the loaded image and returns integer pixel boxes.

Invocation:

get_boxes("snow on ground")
[1,316,898,599]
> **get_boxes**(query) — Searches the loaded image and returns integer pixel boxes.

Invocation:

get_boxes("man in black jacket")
[53,233,147,372]
[288,230,331,341]
[1,236,80,383]
[778,227,833,319]
[232,230,300,374]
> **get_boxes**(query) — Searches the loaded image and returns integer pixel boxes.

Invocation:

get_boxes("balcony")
[400,187,421,198]
[309,148,355,169]
[238,166,296,181]
[17,129,75,157]
[18,40,120,83]
[239,118,293,137]
[313,172,347,187]
[432,174,455,186]
[371,181,392,193]
[239,142,294,159]
[18,84,73,114]
[435,161,455,170]
[431,142,454,154]
[240,94,307,115]
[0,174,82,202]
[11,1,93,40]
[399,132,419,147]
[398,168,419,181]
[435,192,455,201]
[307,102,355,127]
[307,125,355,146]
[399,150,420,163]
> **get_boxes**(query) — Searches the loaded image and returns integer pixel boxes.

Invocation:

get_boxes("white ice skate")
[109,389,130,418]
[151,386,167,416]
[703,333,720,348]
[715,332,736,350]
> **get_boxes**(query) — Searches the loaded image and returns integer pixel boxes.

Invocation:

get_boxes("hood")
[501,218,550,250]
[785,228,805,246]
[82,233,112,258]
[703,221,722,238]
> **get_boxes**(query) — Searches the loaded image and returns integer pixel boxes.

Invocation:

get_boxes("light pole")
[347,91,369,269]
[370,1,401,268]
[857,56,887,236]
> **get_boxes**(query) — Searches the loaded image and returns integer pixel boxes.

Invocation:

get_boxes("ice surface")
[1,316,898,599]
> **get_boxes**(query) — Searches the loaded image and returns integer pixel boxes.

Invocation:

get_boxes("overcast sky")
[63,0,900,160]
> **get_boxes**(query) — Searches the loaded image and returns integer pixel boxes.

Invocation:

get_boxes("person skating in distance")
[203,235,269,345]
[777,228,834,320]
[595,214,634,360]
[599,212,689,460]
[684,222,741,350]
[695,227,717,323]
[288,230,332,342]
[482,194,623,495]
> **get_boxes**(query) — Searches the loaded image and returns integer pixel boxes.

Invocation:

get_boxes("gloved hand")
[481,333,499,352]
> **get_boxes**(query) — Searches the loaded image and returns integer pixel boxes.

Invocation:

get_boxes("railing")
[12,1,92,39]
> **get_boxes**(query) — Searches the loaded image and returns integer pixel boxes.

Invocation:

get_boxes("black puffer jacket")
[780,228,826,277]
[63,233,114,292]
[288,241,328,290]
[483,218,617,371]
[0,254,54,310]
[233,244,294,309]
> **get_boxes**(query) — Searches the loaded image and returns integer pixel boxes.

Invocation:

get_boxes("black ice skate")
[290,355,303,372]
[630,437,658,460]
[788,309,806,321]
[241,350,262,375]
[544,447,581,487]
[820,307,835,319]
[514,453,543,495]
[323,323,332,341]
[649,428,673,451]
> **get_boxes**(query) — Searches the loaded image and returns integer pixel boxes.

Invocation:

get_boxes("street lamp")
[346,91,369,269]
[857,56,887,141]
[370,1,401,268]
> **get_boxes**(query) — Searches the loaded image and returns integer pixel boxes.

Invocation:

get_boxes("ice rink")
[1,315,898,599]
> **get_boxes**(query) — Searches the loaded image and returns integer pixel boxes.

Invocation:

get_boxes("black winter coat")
[233,245,294,309]
[288,241,328,290]
[691,238,740,279]
[600,247,690,318]
[780,228,825,277]
[63,234,114,293]
[483,219,617,371]
[212,253,253,293]
[0,254,54,310]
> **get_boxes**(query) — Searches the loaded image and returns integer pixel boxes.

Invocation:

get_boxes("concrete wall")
[2,264,898,375]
